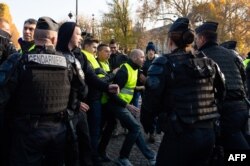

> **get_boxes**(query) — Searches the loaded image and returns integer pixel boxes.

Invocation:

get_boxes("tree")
[100,0,136,53]
[137,0,250,55]
[192,0,250,54]
[0,3,20,49]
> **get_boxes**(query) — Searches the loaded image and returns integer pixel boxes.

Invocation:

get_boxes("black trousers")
[10,117,67,166]
[219,100,250,150]
[65,111,93,166]
[156,125,215,166]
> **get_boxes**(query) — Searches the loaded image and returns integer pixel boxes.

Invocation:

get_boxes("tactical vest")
[118,63,138,104]
[165,53,219,124]
[202,46,244,98]
[14,53,72,114]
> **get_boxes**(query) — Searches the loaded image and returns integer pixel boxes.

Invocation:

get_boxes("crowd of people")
[0,14,250,166]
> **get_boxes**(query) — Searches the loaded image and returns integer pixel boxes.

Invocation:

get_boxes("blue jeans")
[87,100,102,153]
[131,91,141,108]
[108,102,155,159]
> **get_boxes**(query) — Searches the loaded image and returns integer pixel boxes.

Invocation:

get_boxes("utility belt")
[14,111,66,122]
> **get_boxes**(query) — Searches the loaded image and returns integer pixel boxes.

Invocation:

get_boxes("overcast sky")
[4,0,138,35]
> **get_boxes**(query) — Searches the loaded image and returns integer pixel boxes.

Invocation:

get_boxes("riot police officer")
[0,16,82,166]
[141,18,225,166]
[195,22,250,150]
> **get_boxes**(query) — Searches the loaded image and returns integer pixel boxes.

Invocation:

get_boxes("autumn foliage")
[0,3,20,49]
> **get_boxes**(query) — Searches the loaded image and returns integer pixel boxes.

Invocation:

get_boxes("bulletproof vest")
[202,45,244,99]
[166,53,219,124]
[14,53,72,114]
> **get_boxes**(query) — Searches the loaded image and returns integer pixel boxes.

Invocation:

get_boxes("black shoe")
[99,153,112,162]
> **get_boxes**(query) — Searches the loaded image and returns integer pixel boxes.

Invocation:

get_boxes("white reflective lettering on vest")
[28,54,67,67]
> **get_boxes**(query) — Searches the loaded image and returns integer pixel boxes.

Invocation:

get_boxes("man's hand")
[79,102,90,112]
[108,84,120,94]
[139,73,146,85]
[126,104,140,117]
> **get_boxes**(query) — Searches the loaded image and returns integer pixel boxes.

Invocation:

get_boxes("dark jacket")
[75,48,109,102]
[108,52,128,71]
[199,41,246,100]
[0,29,17,64]
[109,59,140,107]
[18,38,35,54]
[141,56,156,76]
[56,22,109,107]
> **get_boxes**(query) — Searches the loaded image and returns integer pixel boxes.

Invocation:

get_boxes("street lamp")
[92,14,95,37]
[76,0,78,24]
[68,0,78,23]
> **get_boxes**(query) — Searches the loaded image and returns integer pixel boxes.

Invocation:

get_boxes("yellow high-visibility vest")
[99,60,111,104]
[82,50,102,77]
[118,63,138,104]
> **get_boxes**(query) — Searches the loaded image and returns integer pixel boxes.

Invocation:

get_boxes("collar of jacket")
[198,41,218,51]
[127,59,140,70]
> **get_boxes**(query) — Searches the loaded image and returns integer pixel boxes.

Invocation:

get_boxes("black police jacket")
[199,42,246,100]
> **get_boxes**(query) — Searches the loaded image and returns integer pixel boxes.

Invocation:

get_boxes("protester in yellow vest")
[95,43,120,162]
[102,49,156,166]
[81,39,118,165]
[18,18,37,54]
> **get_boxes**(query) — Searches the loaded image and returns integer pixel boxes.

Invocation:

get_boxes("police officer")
[0,18,16,64]
[0,16,79,166]
[195,22,250,150]
[141,18,225,166]
[220,40,244,62]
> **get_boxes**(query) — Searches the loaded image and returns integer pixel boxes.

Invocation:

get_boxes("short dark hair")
[97,43,109,52]
[24,18,37,25]
[109,39,117,45]
[82,38,99,48]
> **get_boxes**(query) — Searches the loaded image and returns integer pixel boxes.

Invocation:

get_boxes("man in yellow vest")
[81,39,116,165]
[18,18,37,54]
[107,49,156,166]
[96,43,119,162]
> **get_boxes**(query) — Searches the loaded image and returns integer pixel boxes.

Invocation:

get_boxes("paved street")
[102,127,163,166]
